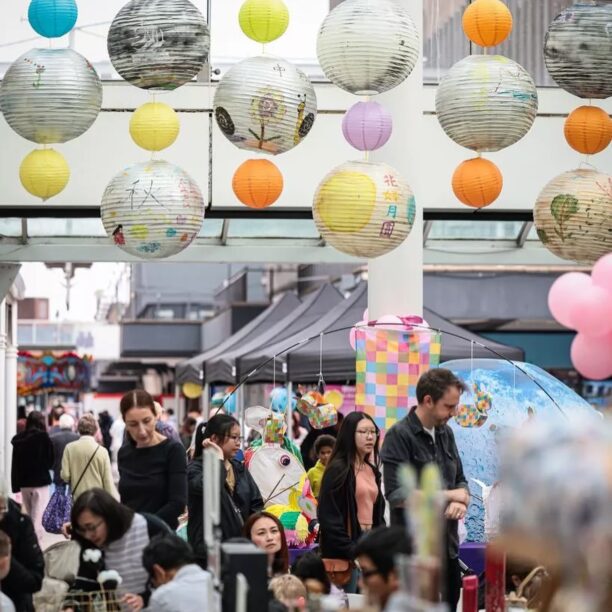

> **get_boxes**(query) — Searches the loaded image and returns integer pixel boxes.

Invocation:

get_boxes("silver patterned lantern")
[107,0,210,91]
[214,55,317,155]
[317,0,419,95]
[435,55,538,153]
[0,48,102,144]
[544,1,612,99]
[101,160,205,259]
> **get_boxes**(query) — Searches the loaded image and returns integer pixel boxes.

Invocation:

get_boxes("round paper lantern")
[342,101,393,152]
[0,48,102,144]
[313,160,416,258]
[182,382,203,399]
[28,0,78,38]
[564,106,612,155]
[232,159,283,208]
[544,2,612,99]
[534,169,612,265]
[462,0,513,47]
[239,0,289,44]
[214,55,317,155]
[452,158,503,208]
[107,0,210,91]
[436,55,537,152]
[129,102,180,151]
[101,160,205,259]
[317,0,419,95]
[19,148,70,200]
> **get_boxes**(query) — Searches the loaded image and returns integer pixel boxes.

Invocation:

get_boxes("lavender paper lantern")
[342,101,392,152]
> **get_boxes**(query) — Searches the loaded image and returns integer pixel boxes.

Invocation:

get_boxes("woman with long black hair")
[317,411,385,593]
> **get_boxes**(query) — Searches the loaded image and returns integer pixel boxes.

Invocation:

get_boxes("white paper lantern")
[214,55,317,155]
[313,160,416,259]
[107,0,210,91]
[435,55,538,153]
[0,48,102,144]
[317,0,419,95]
[534,169,612,265]
[101,160,205,259]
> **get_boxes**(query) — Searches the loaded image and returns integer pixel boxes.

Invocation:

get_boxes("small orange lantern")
[564,105,612,155]
[452,157,503,208]
[232,159,284,208]
[463,0,513,47]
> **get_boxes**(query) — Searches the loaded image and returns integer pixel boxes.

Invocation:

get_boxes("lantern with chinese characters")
[239,0,289,44]
[101,160,205,259]
[129,102,180,151]
[313,160,415,259]
[232,159,284,208]
[214,55,317,155]
[342,101,393,152]
[28,0,78,38]
[564,105,612,155]
[317,0,419,95]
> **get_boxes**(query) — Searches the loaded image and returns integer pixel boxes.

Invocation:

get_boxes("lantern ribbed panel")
[564,106,612,155]
[214,56,317,155]
[239,0,289,44]
[101,160,205,259]
[19,148,70,200]
[107,0,210,91]
[28,0,78,38]
[0,48,102,144]
[544,2,612,99]
[435,55,538,153]
[129,102,180,151]
[232,159,284,208]
[313,160,416,259]
[342,101,393,152]
[316,0,419,95]
[534,169,612,265]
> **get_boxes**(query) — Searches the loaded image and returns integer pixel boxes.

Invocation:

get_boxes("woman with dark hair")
[317,411,385,593]
[244,511,289,578]
[10,410,54,543]
[117,390,187,530]
[187,415,263,563]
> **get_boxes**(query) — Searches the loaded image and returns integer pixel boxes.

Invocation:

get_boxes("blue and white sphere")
[28,0,78,38]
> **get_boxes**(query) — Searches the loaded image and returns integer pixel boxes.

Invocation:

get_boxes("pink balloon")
[571,333,612,380]
[569,285,612,337]
[548,272,592,328]
[592,253,612,295]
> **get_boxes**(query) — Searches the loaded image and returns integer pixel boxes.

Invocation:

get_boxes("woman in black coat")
[317,412,385,593]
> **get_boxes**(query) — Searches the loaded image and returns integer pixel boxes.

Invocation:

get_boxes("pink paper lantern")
[571,333,612,380]
[342,101,393,152]
[592,253,612,294]
[375,314,404,331]
[548,272,592,328]
[569,285,612,337]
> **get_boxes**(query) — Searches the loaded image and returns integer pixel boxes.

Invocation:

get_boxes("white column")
[0,303,7,483]
[368,0,424,320]
[4,342,17,486]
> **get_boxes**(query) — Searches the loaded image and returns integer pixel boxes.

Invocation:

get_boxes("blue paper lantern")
[28,0,78,38]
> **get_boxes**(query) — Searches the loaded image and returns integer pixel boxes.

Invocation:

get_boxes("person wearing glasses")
[317,412,385,594]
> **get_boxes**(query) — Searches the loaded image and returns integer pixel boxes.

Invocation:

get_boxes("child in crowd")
[306,435,335,499]
[269,575,307,610]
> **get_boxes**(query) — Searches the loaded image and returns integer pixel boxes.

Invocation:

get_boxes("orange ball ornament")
[232,159,284,208]
[452,157,503,208]
[564,105,612,155]
[463,0,513,47]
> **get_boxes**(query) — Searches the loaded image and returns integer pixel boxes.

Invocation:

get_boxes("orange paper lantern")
[232,159,284,208]
[452,157,503,208]
[564,105,612,155]
[463,0,513,47]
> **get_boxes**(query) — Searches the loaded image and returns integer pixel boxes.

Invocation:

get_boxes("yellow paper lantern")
[239,0,289,44]
[129,102,180,151]
[19,148,70,200]
[183,382,203,399]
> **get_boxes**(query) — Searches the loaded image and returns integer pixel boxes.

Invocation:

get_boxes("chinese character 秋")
[380,221,395,238]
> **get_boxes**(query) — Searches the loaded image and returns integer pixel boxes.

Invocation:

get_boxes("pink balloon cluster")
[349,310,427,350]
[548,253,612,380]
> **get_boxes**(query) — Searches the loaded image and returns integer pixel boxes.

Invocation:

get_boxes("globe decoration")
[0,48,102,144]
[462,0,512,47]
[28,0,78,38]
[564,105,612,155]
[317,0,419,95]
[534,169,612,265]
[436,55,538,153]
[129,102,180,151]
[101,160,205,259]
[313,160,415,259]
[214,55,317,155]
[544,1,612,99]
[239,0,289,44]
[107,0,210,91]
[452,157,503,209]
[441,358,600,542]
[342,101,393,152]
[19,148,70,200]
[232,159,284,208]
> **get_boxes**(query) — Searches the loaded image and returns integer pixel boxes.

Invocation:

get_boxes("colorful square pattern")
[355,329,442,434]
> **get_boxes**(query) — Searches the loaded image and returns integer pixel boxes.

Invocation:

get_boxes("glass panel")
[198,218,224,238]
[0,219,23,238]
[27,218,106,237]
[17,323,34,345]
[227,219,320,239]
[428,220,524,240]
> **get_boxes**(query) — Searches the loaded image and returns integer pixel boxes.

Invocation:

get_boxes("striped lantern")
[435,55,538,152]
[101,160,205,259]
[317,0,419,95]
[107,0,210,91]
[0,48,102,144]
[544,2,612,99]
[342,101,393,152]
[313,160,416,259]
[534,169,612,265]
[214,55,317,155]
[28,0,78,38]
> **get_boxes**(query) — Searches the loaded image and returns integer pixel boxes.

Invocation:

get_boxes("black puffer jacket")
[11,428,54,491]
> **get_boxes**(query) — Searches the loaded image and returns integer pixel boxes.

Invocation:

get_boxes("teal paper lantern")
[28,0,78,38]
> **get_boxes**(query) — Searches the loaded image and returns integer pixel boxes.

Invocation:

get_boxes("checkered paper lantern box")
[355,328,442,435]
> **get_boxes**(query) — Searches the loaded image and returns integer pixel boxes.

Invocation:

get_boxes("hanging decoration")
[28,0,78,38]
[239,0,289,44]
[232,159,284,209]
[462,0,513,47]
[452,157,503,209]
[129,102,180,152]
[341,101,393,152]
[564,106,612,155]
[17,351,92,396]
[19,149,70,201]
